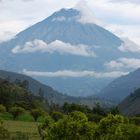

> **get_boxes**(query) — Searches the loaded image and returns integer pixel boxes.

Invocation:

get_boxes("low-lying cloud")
[23,69,128,78]
[12,39,96,57]
[118,38,140,53]
[105,58,140,70]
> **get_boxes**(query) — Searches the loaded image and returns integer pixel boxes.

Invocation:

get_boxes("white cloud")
[0,31,15,43]
[75,0,101,25]
[118,38,140,53]
[106,24,140,45]
[23,69,128,78]
[109,0,140,4]
[12,39,96,57]
[52,16,66,22]
[105,61,124,70]
[105,58,140,70]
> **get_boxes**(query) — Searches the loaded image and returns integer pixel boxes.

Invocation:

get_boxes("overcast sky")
[0,0,140,45]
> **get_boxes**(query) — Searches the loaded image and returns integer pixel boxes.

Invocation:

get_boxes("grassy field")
[3,120,41,140]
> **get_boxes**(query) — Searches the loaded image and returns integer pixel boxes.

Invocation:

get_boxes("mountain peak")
[49,8,79,22]
[74,0,101,25]
[48,0,100,25]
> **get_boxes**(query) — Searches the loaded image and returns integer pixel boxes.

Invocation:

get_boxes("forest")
[0,79,140,140]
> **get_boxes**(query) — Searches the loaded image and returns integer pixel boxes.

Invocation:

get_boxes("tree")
[0,105,6,113]
[62,102,91,114]
[10,106,25,119]
[87,113,103,123]
[51,111,64,122]
[20,80,29,90]
[38,88,44,100]
[95,114,129,139]
[44,111,96,140]
[69,111,88,123]
[38,116,54,140]
[92,103,106,116]
[31,108,45,121]
[109,107,120,115]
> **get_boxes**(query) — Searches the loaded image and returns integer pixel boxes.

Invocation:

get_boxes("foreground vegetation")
[0,79,140,139]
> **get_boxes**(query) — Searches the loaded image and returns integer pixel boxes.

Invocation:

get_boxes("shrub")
[10,106,25,120]
[31,108,45,121]
[87,113,103,123]
[43,111,96,140]
[51,111,64,122]
[0,104,6,114]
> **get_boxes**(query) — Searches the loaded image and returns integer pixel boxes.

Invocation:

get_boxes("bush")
[43,111,96,140]
[51,111,64,122]
[129,117,140,125]
[87,113,103,123]
[17,113,34,122]
[0,104,6,114]
[10,106,25,120]
[0,112,13,120]
[38,115,54,139]
[31,108,45,121]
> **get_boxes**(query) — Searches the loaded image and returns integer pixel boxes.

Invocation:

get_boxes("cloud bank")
[12,39,96,57]
[118,38,140,53]
[23,69,128,78]
[109,0,140,4]
[105,58,140,70]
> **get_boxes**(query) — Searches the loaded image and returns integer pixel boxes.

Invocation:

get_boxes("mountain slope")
[0,6,139,97]
[98,68,140,102]
[0,70,113,107]
[118,88,140,116]
[0,70,65,104]
[0,79,47,110]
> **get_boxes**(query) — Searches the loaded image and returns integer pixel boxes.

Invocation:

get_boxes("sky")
[0,0,140,46]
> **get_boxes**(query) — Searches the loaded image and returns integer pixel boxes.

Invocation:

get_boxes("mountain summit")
[0,3,139,97]
[12,7,122,48]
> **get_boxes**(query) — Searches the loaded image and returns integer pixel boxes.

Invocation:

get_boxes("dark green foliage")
[0,78,140,140]
[0,112,13,120]
[51,111,64,122]
[62,102,91,114]
[87,113,103,123]
[109,106,120,115]
[96,114,140,140]
[31,108,45,121]
[129,117,140,125]
[43,111,96,140]
[10,106,25,120]
[92,103,107,116]
[39,112,140,140]
[0,104,6,113]
[0,80,46,110]
[38,115,54,139]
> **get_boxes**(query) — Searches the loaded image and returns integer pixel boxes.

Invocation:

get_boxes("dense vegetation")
[0,79,140,140]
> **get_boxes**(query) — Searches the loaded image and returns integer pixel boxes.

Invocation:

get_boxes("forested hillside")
[0,80,140,139]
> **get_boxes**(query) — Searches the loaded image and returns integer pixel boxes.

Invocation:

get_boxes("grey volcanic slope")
[98,68,140,102]
[118,88,140,116]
